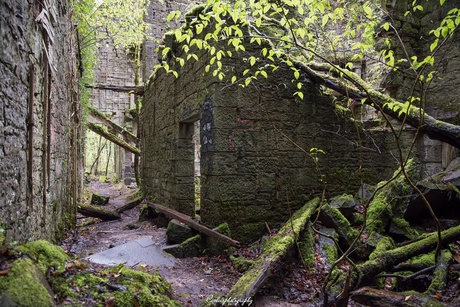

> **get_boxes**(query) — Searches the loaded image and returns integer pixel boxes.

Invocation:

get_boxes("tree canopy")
[158,0,460,148]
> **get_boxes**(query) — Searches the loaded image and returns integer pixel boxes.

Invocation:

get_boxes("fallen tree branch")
[297,61,460,149]
[87,123,140,156]
[225,197,320,301]
[146,202,240,247]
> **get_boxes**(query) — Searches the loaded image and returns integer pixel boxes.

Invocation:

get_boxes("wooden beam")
[87,105,138,144]
[86,84,144,95]
[87,122,140,156]
[147,202,241,247]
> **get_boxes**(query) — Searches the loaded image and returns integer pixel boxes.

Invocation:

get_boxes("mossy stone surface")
[166,219,197,244]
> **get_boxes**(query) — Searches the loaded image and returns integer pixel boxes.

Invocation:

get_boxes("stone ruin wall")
[140,36,410,243]
[143,0,201,80]
[89,40,137,184]
[381,0,459,176]
[0,0,83,243]
[88,0,201,185]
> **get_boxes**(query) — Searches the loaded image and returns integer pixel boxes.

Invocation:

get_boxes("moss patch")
[102,265,180,307]
[15,240,70,274]
[0,258,55,307]
[366,160,415,234]
[230,255,256,273]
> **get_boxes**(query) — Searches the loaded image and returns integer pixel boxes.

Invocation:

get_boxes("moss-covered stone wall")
[141,28,413,243]
[0,0,83,243]
[380,0,459,175]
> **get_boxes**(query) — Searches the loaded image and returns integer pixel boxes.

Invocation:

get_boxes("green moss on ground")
[0,258,55,307]
[15,240,70,274]
[230,255,255,273]
[102,265,180,307]
[1,240,70,306]
[1,240,181,307]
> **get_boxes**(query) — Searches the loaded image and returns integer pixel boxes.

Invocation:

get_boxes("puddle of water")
[86,237,176,267]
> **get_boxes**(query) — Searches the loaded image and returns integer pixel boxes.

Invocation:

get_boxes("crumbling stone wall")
[141,31,410,243]
[0,0,83,243]
[89,40,137,184]
[380,0,459,176]
[143,0,201,80]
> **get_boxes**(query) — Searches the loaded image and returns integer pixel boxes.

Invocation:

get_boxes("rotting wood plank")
[147,202,240,247]
[87,123,140,156]
[86,84,145,95]
[225,197,320,301]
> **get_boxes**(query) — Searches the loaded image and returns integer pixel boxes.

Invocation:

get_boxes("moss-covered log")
[87,106,138,144]
[87,123,140,156]
[77,203,121,221]
[425,249,452,294]
[351,224,460,290]
[224,197,319,301]
[299,62,460,149]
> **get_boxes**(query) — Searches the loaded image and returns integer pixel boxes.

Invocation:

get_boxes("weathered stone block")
[166,219,198,244]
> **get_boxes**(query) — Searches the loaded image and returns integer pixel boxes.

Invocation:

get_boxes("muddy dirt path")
[65,181,242,306]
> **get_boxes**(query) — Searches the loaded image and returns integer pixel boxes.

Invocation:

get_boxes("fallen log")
[351,224,460,290]
[87,105,138,144]
[225,197,319,301]
[350,287,445,307]
[146,202,240,247]
[116,194,144,214]
[77,203,121,221]
[87,123,140,156]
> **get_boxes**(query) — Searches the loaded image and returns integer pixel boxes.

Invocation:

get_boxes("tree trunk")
[299,62,460,149]
[87,123,140,156]
[350,287,445,307]
[225,198,319,301]
[116,194,144,213]
[87,105,138,144]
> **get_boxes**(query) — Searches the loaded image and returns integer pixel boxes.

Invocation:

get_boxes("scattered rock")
[329,194,358,219]
[90,193,110,206]
[163,235,203,258]
[166,219,198,244]
[205,223,233,255]
[405,158,460,222]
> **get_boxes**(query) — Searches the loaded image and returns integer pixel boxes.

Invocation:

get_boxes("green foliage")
[73,0,97,112]
[73,0,148,111]
[155,0,386,86]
